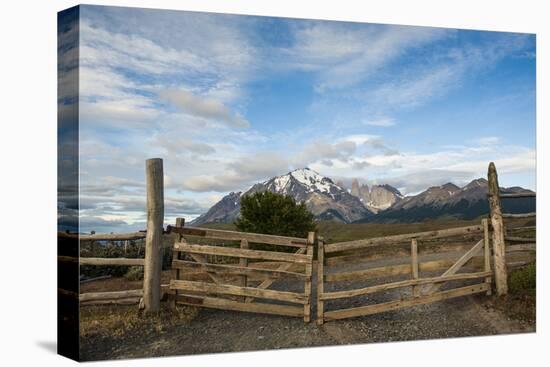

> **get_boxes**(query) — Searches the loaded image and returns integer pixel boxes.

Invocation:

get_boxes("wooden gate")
[316,220,494,324]
[167,220,315,322]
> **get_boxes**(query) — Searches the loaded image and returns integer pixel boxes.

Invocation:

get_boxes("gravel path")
[80,252,534,361]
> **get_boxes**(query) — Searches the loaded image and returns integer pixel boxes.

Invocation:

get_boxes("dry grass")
[80,303,199,339]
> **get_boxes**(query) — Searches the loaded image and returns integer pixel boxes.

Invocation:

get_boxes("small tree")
[235,191,316,238]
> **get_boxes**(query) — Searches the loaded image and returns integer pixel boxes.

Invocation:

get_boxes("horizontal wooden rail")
[320,271,492,300]
[58,231,147,241]
[502,212,536,219]
[174,243,313,264]
[325,225,483,253]
[79,257,145,266]
[167,225,307,248]
[325,259,455,282]
[170,279,308,304]
[499,192,536,198]
[79,289,143,302]
[176,294,304,317]
[325,243,476,267]
[505,236,535,242]
[506,243,536,253]
[323,283,490,321]
[172,259,307,279]
[326,253,533,283]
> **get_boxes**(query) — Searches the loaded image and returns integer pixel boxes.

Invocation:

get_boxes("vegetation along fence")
[57,159,535,320]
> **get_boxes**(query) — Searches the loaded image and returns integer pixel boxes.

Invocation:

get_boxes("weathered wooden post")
[169,217,184,309]
[239,239,249,302]
[316,236,325,325]
[482,218,492,295]
[488,162,508,296]
[304,231,315,323]
[143,158,164,314]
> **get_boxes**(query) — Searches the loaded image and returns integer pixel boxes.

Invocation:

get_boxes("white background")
[0,0,548,366]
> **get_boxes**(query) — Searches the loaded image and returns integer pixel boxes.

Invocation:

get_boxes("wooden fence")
[58,231,151,306]
[57,160,535,321]
[488,161,536,295]
[316,215,535,324]
[167,219,315,322]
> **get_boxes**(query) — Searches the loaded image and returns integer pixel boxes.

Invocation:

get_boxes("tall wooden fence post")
[303,231,315,323]
[169,218,184,309]
[482,218,492,295]
[316,236,325,325]
[143,158,164,314]
[488,162,508,296]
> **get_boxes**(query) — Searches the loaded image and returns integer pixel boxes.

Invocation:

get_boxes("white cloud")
[159,89,250,129]
[282,23,450,91]
[363,117,396,127]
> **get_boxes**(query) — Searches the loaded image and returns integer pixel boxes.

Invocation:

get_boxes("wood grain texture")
[143,158,164,314]
[174,243,312,263]
[323,283,490,321]
[423,239,483,295]
[320,271,492,300]
[168,225,307,248]
[325,224,483,253]
[175,295,304,317]
[170,280,308,304]
[488,162,508,295]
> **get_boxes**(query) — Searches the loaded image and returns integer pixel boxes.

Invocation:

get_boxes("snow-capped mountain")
[190,168,374,225]
[190,170,536,226]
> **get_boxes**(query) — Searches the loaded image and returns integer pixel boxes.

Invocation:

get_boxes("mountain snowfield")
[190,168,535,226]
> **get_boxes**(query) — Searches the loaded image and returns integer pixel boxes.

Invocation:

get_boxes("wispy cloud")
[159,89,250,129]
[363,117,396,127]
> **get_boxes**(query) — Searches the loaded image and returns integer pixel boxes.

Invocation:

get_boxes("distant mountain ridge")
[190,169,535,225]
[191,168,374,226]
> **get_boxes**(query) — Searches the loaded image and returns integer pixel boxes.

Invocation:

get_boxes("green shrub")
[509,262,536,294]
[124,266,144,281]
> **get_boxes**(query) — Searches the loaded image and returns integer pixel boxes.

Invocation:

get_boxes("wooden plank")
[171,259,307,279]
[323,283,490,321]
[411,239,419,297]
[175,243,312,264]
[303,232,315,323]
[239,239,249,302]
[326,259,458,282]
[506,243,536,253]
[167,225,308,248]
[424,239,483,295]
[80,289,143,302]
[324,243,475,267]
[502,212,536,219]
[483,218,492,295]
[320,271,492,300]
[325,225,483,253]
[170,280,308,304]
[80,298,141,306]
[78,232,147,241]
[317,237,325,325]
[488,162,508,296]
[79,257,144,266]
[247,247,308,304]
[175,295,304,317]
[505,236,535,242]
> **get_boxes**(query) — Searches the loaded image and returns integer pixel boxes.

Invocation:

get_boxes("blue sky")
[68,5,536,232]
